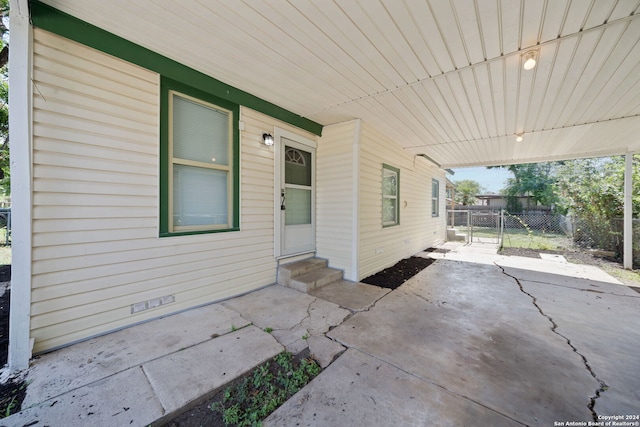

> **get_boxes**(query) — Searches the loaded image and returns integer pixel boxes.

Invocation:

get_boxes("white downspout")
[623,152,634,270]
[8,0,33,371]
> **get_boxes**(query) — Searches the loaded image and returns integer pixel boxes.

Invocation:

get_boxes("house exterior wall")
[316,120,359,280]
[358,123,446,279]
[30,29,315,353]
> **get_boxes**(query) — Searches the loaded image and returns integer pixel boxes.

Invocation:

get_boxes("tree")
[453,179,484,205]
[555,156,639,256]
[556,156,639,219]
[0,0,7,70]
[488,162,561,211]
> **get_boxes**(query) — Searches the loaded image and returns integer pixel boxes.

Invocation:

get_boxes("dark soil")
[156,349,316,427]
[361,253,436,289]
[0,266,9,283]
[0,288,8,367]
[0,264,26,419]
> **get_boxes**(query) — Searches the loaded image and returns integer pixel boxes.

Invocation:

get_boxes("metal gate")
[470,210,502,244]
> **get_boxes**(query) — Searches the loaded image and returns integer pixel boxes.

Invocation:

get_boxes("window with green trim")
[432,179,440,217]
[382,164,400,227]
[160,78,240,236]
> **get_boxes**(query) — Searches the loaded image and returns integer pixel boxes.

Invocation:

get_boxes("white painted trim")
[275,128,317,149]
[8,0,33,372]
[623,152,634,270]
[273,126,281,258]
[155,72,162,239]
[237,109,243,230]
[274,127,316,257]
[349,119,362,281]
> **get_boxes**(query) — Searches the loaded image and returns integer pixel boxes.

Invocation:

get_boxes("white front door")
[276,131,316,257]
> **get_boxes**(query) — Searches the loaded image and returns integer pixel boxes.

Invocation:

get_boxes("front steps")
[277,258,344,293]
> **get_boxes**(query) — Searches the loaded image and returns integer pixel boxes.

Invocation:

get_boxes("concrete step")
[277,258,328,286]
[446,228,466,242]
[288,267,344,293]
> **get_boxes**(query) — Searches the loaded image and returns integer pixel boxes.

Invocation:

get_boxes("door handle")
[281,189,286,210]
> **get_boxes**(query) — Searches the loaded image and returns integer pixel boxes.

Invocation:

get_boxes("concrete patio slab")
[264,348,523,427]
[309,279,390,312]
[422,246,503,266]
[539,253,568,263]
[144,325,283,414]
[6,366,164,427]
[222,284,350,353]
[6,251,638,426]
[306,335,345,368]
[517,275,640,416]
[21,303,250,407]
[497,257,623,287]
[327,260,601,425]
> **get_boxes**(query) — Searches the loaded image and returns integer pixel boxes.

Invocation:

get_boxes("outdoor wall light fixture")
[522,50,538,71]
[262,133,274,146]
[515,133,524,142]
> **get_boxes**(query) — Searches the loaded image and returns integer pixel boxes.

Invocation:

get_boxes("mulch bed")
[0,288,9,366]
[0,265,9,282]
[361,253,436,290]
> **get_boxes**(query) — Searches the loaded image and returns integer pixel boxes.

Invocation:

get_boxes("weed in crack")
[495,262,608,421]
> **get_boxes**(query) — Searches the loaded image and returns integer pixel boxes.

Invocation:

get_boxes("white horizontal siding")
[30,29,317,352]
[358,123,446,280]
[316,120,357,279]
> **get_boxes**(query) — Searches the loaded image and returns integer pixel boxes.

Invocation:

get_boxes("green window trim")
[432,179,440,217]
[160,77,240,237]
[382,164,400,227]
[29,0,323,137]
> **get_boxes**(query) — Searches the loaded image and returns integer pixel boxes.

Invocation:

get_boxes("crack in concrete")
[326,290,387,335]
[359,288,391,312]
[291,298,315,330]
[505,278,640,299]
[363,289,391,312]
[495,263,608,421]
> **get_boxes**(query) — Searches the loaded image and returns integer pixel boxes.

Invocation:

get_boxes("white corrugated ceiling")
[41,0,640,167]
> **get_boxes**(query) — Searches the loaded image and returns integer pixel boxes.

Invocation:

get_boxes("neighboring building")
[9,3,446,367]
[475,194,549,211]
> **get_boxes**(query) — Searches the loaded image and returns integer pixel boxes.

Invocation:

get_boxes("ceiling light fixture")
[522,50,537,71]
[515,134,524,142]
[262,133,274,146]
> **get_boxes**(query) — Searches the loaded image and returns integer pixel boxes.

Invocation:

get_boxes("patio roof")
[38,0,640,168]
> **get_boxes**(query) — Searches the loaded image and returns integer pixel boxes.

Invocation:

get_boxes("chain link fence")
[446,209,502,244]
[571,217,639,264]
[447,208,639,268]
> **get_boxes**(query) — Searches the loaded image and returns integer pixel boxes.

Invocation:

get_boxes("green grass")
[602,265,640,287]
[211,351,321,426]
[0,379,27,419]
[501,229,571,251]
[456,226,571,251]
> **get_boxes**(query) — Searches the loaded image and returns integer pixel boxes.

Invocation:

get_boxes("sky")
[448,166,513,194]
